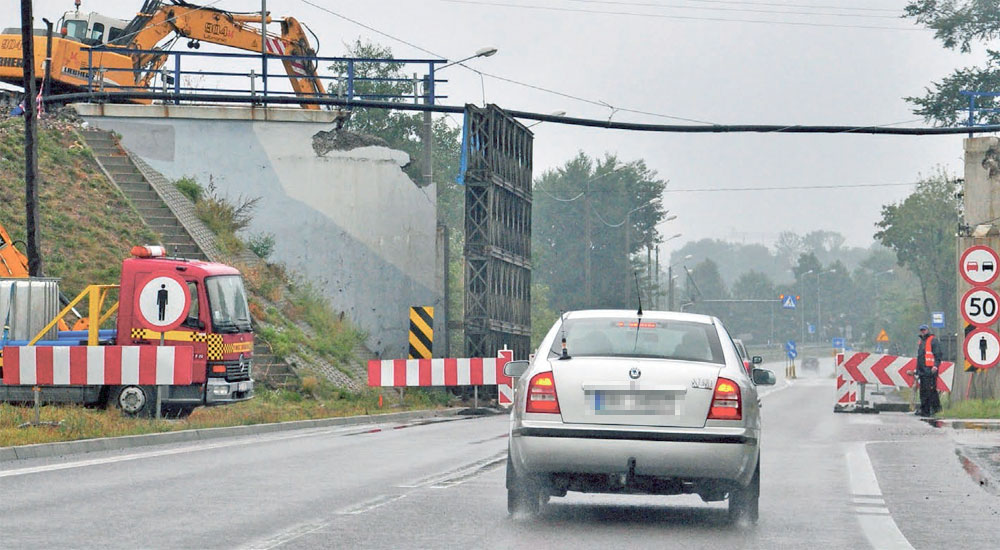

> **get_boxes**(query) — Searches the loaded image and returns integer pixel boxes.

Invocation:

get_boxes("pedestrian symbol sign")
[780,294,797,309]
[876,329,889,342]
[134,273,190,332]
[965,328,1000,370]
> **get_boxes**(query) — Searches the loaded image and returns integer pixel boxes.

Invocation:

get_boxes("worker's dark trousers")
[918,376,940,415]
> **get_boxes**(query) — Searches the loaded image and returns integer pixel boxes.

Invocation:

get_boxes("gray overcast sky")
[23,0,983,254]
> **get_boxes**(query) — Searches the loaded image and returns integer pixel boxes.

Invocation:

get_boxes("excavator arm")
[124,1,327,109]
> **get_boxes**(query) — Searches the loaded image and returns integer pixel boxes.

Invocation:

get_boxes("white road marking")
[399,450,507,488]
[845,442,915,550]
[758,379,794,400]
[0,426,363,479]
[337,494,407,515]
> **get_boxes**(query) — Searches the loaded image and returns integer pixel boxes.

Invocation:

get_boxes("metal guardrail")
[83,47,448,106]
[961,90,1000,137]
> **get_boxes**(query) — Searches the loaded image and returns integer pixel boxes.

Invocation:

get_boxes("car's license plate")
[237,382,249,392]
[589,390,681,415]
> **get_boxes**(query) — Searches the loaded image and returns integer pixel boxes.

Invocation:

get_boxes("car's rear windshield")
[549,317,726,364]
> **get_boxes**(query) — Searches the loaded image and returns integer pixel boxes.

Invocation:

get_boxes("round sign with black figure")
[135,273,190,332]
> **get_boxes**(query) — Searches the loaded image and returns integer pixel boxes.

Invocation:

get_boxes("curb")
[0,407,465,464]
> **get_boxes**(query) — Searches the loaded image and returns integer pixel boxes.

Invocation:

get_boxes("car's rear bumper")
[510,424,758,483]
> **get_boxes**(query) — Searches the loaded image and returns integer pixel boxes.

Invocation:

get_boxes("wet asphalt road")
[1,359,998,549]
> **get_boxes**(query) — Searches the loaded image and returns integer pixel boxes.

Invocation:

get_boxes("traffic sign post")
[785,340,797,379]
[832,337,845,349]
[780,294,797,310]
[960,245,1000,286]
[961,287,1000,326]
[931,311,945,328]
[964,328,1000,370]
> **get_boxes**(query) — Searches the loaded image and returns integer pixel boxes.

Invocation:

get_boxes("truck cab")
[58,9,129,46]
[117,248,255,409]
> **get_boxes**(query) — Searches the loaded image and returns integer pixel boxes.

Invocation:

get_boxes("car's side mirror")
[752,368,776,386]
[503,360,530,378]
[751,356,763,365]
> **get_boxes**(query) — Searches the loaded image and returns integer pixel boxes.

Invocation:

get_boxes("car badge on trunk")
[629,367,641,380]
[691,377,713,390]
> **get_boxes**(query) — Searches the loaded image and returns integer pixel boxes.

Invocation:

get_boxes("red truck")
[0,245,254,417]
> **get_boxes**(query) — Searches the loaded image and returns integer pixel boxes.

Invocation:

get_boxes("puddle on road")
[924,419,1000,430]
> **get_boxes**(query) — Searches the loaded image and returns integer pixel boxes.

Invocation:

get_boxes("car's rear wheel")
[728,457,760,524]
[506,454,546,516]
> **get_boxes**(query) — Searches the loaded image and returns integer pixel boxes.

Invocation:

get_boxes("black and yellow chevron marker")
[965,322,978,372]
[408,306,434,359]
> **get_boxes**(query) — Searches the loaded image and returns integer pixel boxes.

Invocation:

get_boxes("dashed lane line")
[845,442,915,550]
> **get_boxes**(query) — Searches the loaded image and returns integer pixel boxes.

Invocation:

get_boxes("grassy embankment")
[0,117,448,448]
[938,398,1000,419]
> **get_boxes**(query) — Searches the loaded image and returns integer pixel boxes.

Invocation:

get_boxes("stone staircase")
[81,130,206,260]
[79,128,298,389]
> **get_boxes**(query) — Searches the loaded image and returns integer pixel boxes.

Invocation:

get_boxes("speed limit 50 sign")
[962,287,1000,326]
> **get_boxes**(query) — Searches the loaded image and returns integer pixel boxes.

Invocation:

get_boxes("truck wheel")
[111,385,156,418]
[728,458,760,525]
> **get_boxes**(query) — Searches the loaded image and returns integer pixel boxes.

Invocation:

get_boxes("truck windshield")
[206,275,251,333]
[548,317,725,364]
[64,20,88,41]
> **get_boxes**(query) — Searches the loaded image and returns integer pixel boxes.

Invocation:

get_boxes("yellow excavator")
[0,0,329,108]
[1,222,85,331]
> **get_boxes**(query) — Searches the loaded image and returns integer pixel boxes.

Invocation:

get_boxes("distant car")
[504,309,776,523]
[801,357,819,371]
[733,339,751,375]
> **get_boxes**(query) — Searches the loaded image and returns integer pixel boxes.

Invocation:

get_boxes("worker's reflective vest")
[924,335,936,368]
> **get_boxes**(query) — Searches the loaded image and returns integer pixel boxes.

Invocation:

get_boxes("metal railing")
[83,47,448,107]
[961,90,1000,137]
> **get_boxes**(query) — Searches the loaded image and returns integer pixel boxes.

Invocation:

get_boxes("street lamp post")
[816,268,837,342]
[873,269,894,331]
[668,253,693,311]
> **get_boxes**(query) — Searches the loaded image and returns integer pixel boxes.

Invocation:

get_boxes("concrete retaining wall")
[77,104,441,359]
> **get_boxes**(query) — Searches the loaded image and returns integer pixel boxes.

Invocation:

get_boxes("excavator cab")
[58,9,129,46]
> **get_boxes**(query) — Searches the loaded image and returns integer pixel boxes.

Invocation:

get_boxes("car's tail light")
[708,377,741,420]
[742,360,751,374]
[525,371,560,414]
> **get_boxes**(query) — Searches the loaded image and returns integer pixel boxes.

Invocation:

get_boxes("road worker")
[914,324,941,417]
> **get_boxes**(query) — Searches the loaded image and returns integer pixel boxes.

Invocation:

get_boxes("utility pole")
[423,71,434,188]
[584,186,592,306]
[21,0,43,277]
[261,0,268,104]
[624,211,631,306]
[655,245,660,309]
[667,265,674,311]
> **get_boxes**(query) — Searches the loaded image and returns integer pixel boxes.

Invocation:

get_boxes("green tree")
[686,258,729,301]
[904,2,1000,125]
[328,40,463,229]
[874,170,959,316]
[732,271,775,300]
[533,152,667,312]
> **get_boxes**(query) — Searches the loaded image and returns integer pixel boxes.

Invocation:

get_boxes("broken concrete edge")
[955,446,1000,497]
[0,407,467,463]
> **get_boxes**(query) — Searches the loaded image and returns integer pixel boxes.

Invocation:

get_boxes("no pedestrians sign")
[134,273,190,332]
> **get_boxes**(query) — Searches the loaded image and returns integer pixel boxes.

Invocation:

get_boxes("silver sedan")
[504,309,776,523]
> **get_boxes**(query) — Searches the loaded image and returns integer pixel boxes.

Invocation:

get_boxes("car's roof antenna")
[634,272,643,317]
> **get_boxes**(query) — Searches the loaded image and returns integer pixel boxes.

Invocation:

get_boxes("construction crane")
[0,0,333,110]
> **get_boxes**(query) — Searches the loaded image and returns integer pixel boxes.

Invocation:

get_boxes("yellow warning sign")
[876,329,890,343]
[408,306,434,359]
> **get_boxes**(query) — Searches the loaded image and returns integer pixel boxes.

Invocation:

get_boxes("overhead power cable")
[297,0,719,124]
[48,90,1000,136]
[572,0,900,13]
[563,0,901,19]
[663,181,919,192]
[441,0,922,31]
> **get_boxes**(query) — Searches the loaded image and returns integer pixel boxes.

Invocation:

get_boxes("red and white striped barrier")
[839,352,953,392]
[2,346,194,386]
[835,353,856,411]
[368,349,514,406]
